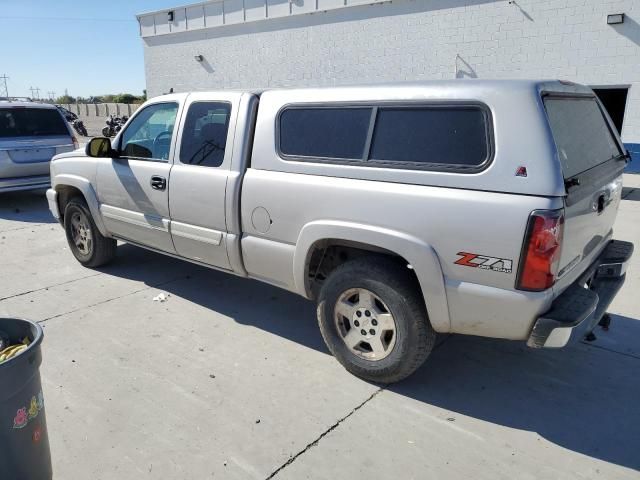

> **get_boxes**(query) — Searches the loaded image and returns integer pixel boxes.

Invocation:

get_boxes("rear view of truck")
[524,83,633,348]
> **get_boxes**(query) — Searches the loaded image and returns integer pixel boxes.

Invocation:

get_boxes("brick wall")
[141,0,640,145]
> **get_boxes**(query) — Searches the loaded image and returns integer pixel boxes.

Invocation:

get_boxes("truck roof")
[265,78,591,94]
[149,79,593,101]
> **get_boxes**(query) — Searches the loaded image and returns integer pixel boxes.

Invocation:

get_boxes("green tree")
[55,95,75,104]
[113,93,137,104]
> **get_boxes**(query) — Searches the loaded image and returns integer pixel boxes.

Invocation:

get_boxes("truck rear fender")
[294,220,451,333]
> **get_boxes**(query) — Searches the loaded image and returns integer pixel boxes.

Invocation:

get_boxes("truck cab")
[48,91,257,273]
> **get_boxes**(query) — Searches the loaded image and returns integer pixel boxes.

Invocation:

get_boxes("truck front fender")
[294,220,451,333]
[54,174,108,237]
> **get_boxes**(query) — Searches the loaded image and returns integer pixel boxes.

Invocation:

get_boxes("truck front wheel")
[317,257,436,383]
[64,198,116,267]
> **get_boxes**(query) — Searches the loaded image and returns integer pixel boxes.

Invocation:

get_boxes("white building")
[137,0,640,165]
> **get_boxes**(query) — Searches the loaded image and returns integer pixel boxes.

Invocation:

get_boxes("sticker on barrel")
[12,390,44,430]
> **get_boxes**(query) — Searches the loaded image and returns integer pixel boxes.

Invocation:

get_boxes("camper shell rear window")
[543,95,623,179]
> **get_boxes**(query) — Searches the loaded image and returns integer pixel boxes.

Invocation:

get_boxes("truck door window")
[179,102,231,167]
[120,102,178,161]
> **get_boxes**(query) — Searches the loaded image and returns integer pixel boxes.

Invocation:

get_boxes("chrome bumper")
[527,240,634,348]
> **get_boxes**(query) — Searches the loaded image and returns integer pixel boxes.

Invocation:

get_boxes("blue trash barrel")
[0,317,51,480]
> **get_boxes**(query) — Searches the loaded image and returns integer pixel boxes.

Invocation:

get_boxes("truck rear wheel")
[64,198,116,267]
[317,257,436,383]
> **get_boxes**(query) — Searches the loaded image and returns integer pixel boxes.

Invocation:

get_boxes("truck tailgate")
[543,94,627,288]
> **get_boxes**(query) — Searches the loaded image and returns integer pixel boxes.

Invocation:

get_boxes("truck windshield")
[0,108,69,138]
[543,96,622,179]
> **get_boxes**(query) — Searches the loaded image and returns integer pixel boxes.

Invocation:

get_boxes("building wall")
[140,0,640,154]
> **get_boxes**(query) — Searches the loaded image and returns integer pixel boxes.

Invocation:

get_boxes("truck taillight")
[516,209,564,291]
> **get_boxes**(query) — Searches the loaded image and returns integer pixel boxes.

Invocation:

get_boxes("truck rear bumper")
[527,239,634,348]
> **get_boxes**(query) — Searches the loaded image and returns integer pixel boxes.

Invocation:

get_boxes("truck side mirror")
[86,137,115,158]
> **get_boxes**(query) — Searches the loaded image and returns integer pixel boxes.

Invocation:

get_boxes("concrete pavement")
[0,179,639,479]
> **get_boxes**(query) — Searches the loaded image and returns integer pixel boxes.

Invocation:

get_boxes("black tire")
[64,197,116,267]
[317,257,436,383]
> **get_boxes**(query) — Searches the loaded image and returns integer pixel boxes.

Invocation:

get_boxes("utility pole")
[29,86,40,99]
[0,74,8,98]
[47,91,56,101]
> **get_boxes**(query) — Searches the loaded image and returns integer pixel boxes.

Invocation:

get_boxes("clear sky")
[0,0,182,99]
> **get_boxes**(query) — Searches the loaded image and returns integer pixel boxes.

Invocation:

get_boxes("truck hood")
[52,147,85,162]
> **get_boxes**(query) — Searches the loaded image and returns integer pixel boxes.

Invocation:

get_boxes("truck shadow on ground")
[0,190,57,225]
[393,329,640,472]
[101,244,640,473]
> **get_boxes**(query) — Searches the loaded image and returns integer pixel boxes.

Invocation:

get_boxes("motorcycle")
[56,105,77,122]
[102,115,128,137]
[71,119,88,137]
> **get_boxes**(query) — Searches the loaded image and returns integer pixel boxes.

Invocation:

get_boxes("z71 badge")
[454,252,513,274]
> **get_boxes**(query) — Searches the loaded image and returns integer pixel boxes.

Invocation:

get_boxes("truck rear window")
[179,101,231,167]
[543,96,622,179]
[0,108,69,138]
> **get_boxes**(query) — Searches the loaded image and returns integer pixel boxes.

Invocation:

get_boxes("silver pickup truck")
[46,80,633,383]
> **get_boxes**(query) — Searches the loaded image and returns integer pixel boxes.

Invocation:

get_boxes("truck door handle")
[150,175,166,191]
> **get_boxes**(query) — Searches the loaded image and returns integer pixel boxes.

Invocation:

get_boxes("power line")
[0,74,8,98]
[29,86,40,99]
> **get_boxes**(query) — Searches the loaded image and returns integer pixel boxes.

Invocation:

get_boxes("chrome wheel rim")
[334,288,397,361]
[70,211,92,255]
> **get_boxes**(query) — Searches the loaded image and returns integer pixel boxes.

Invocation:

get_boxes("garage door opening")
[592,87,629,135]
